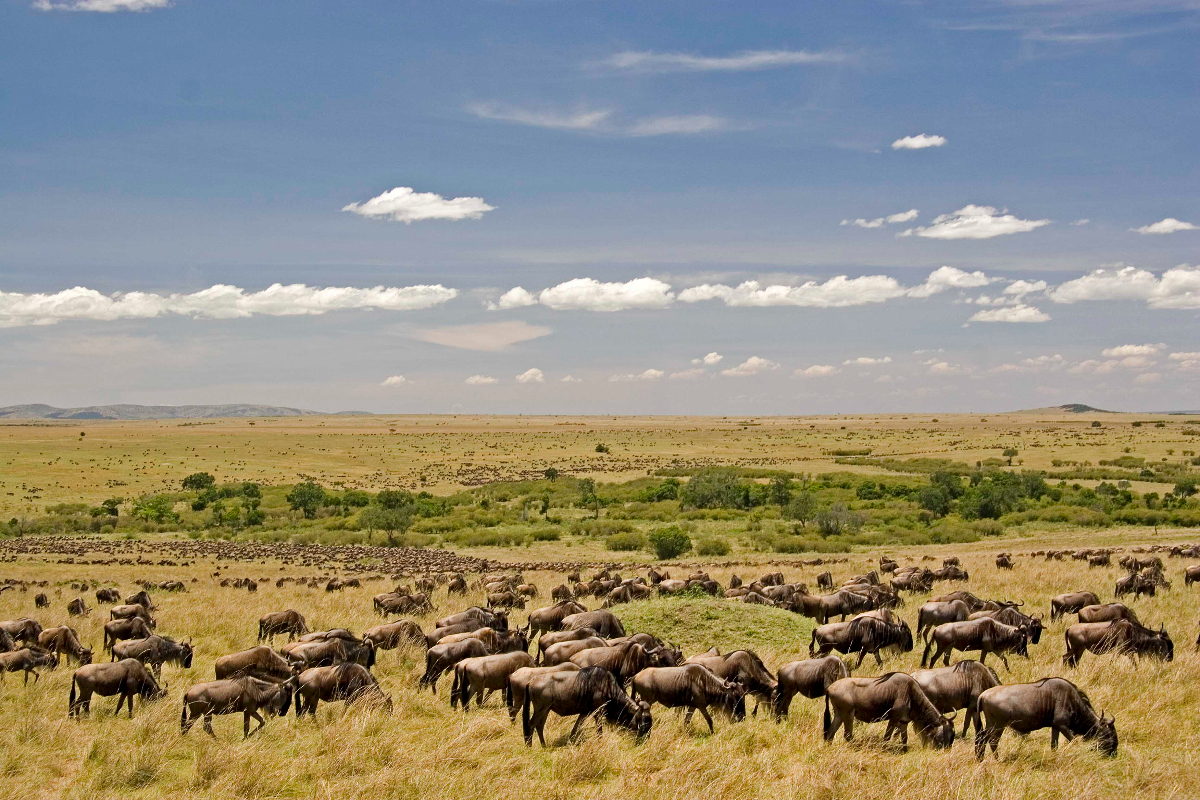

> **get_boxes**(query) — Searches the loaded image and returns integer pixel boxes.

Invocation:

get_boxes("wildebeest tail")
[920,636,934,667]
[180,702,188,732]
[294,685,303,715]
[521,689,533,744]
[68,678,76,711]
[822,694,831,737]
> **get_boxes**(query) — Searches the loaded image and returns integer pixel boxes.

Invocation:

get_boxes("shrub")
[695,536,731,556]
[648,526,692,559]
[606,532,647,551]
[182,472,216,491]
[679,468,751,510]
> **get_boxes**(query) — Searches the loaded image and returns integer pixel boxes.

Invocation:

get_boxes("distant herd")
[2,540,1197,760]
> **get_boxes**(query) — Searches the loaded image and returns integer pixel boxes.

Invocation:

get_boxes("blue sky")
[1,0,1198,413]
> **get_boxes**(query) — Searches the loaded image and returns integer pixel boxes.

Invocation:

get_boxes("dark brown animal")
[975,678,1116,759]
[1077,603,1140,625]
[773,656,850,717]
[684,649,777,711]
[363,620,425,650]
[34,593,49,608]
[1050,591,1101,621]
[528,600,587,638]
[1063,620,1173,667]
[280,639,347,670]
[0,618,44,646]
[215,645,296,682]
[69,658,165,717]
[0,647,58,683]
[37,626,93,665]
[921,617,1029,671]
[181,676,296,737]
[824,673,955,749]
[912,660,1001,737]
[295,662,392,715]
[569,642,672,685]
[102,617,153,653]
[561,609,625,638]
[258,610,309,642]
[917,600,970,640]
[112,635,194,676]
[452,650,535,710]
[95,588,120,604]
[631,664,746,731]
[521,666,652,747]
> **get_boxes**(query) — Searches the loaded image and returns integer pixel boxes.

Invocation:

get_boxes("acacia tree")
[286,481,326,519]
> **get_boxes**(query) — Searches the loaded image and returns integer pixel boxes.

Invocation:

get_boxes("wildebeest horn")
[944,710,958,721]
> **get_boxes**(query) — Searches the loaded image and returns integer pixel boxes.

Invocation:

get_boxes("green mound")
[619,597,814,655]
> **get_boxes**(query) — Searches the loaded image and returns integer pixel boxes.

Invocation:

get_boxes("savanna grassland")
[3,411,1200,799]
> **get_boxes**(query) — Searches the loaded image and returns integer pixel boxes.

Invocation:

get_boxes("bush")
[648,526,692,559]
[679,468,751,510]
[606,532,647,551]
[182,472,215,491]
[695,536,731,556]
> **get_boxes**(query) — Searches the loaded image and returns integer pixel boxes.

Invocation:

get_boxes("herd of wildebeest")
[2,540,1199,761]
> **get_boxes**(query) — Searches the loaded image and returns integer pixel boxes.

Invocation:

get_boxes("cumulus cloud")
[692,352,723,366]
[600,49,847,72]
[560,375,583,383]
[992,354,1065,373]
[610,369,665,382]
[844,356,892,366]
[899,205,1050,240]
[515,368,545,384]
[669,368,707,380]
[1101,343,1164,357]
[1169,353,1200,370]
[891,134,947,150]
[968,304,1051,323]
[679,274,906,307]
[492,277,674,312]
[1071,219,1091,226]
[721,356,779,376]
[1134,372,1163,384]
[841,209,920,228]
[1132,218,1197,235]
[381,375,408,386]
[1047,265,1200,309]
[1069,355,1156,375]
[466,102,611,131]
[796,364,839,377]
[491,287,538,310]
[342,187,494,223]
[33,0,167,10]
[412,321,550,352]
[926,361,962,375]
[0,283,458,329]
[627,115,732,137]
[907,266,994,298]
[464,375,499,385]
[1004,279,1048,296]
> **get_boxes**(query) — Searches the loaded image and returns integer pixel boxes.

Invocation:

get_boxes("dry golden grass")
[2,528,1199,800]
[3,411,1198,516]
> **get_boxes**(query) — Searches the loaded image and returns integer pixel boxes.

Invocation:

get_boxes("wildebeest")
[95,588,121,604]
[975,677,1116,759]
[1050,591,1101,621]
[917,600,971,640]
[447,575,468,595]
[295,630,376,668]
[0,647,58,683]
[295,663,392,716]
[932,565,970,582]
[37,626,93,665]
[521,666,652,747]
[377,592,435,616]
[816,571,834,591]
[1115,573,1157,598]
[814,589,874,624]
[929,591,986,613]
[258,610,309,642]
[435,607,507,632]
[561,609,625,638]
[1,618,44,646]
[452,650,535,710]
[66,597,89,616]
[536,627,598,664]
[912,660,1001,737]
[421,629,528,692]
[570,642,676,685]
[110,603,154,626]
[1077,603,1140,625]
[215,645,296,682]
[543,636,607,666]
[527,600,587,639]
[1063,619,1173,667]
[773,656,850,717]
[995,554,1014,570]
[1088,553,1111,568]
[125,590,154,610]
[684,649,777,712]
[968,606,1044,645]
[824,673,955,749]
[112,635,194,676]
[921,617,1029,671]
[487,590,525,610]
[181,676,296,737]
[281,638,348,670]
[507,663,579,721]
[34,592,49,608]
[631,664,746,732]
[1184,565,1200,587]
[102,617,153,653]
[363,620,425,650]
[69,658,166,717]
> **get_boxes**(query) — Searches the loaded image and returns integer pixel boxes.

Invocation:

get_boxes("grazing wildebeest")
[69,658,165,717]
[521,666,652,747]
[487,591,525,610]
[281,639,347,670]
[446,576,468,595]
[815,590,874,624]
[1088,553,1111,568]
[527,600,587,639]
[452,650,535,710]
[684,649,777,713]
[95,588,121,604]
[569,642,674,685]
[912,660,1001,737]
[34,593,49,608]
[968,606,1044,645]
[816,571,834,591]
[929,591,986,613]
[112,635,194,677]
[631,664,746,732]
[0,647,58,684]
[435,607,507,632]
[1063,619,1173,667]
[258,610,309,642]
[543,636,607,666]
[995,554,1014,570]
[38,626,93,665]
[561,609,625,638]
[295,663,392,716]
[1,618,44,646]
[110,604,154,626]
[125,590,154,610]
[921,617,1029,671]
[507,663,580,721]
[295,630,376,668]
[363,620,425,650]
[773,656,850,717]
[536,627,599,664]
[0,630,15,653]
[917,600,971,640]
[67,597,88,616]
[844,613,914,667]
[215,646,296,682]
[1050,591,1102,621]
[824,673,955,749]
[1115,573,1156,599]
[181,676,296,737]
[975,677,1116,759]
[1184,565,1200,587]
[102,617,153,653]
[377,592,435,616]
[421,630,528,692]
[1077,603,1140,624]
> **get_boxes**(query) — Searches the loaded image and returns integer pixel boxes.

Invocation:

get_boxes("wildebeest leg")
[530,702,552,747]
[697,705,714,733]
[567,712,590,743]
[975,724,999,760]
[942,646,952,667]
[873,650,884,667]
[203,712,216,737]
[842,715,853,742]
[883,719,899,740]
[246,709,266,737]
[773,688,793,720]
[996,651,1010,672]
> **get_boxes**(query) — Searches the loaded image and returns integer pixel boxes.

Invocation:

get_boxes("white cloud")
[491,287,538,310]
[844,356,892,366]
[1071,219,1091,226]
[466,102,611,131]
[1132,218,1197,235]
[721,356,780,376]
[692,352,723,366]
[515,368,545,384]
[679,274,906,307]
[381,375,408,386]
[33,0,167,10]
[1004,279,1048,296]
[0,283,458,329]
[494,277,674,312]
[907,266,994,298]
[899,205,1050,240]
[926,361,962,375]
[669,368,707,380]
[1069,356,1154,375]
[1048,265,1200,309]
[891,134,947,150]
[600,49,847,72]
[560,375,583,383]
[412,321,550,352]
[795,364,839,377]
[1135,372,1163,384]
[840,209,919,229]
[342,187,494,224]
[464,375,498,385]
[992,354,1065,373]
[1169,352,1200,361]
[610,369,665,382]
[969,304,1051,323]
[1101,343,1164,357]
[627,115,732,137]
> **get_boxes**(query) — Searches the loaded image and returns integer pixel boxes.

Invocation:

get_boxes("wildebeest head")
[922,711,956,749]
[1014,630,1030,658]
[273,677,298,717]
[630,699,653,740]
[1089,712,1118,756]
[178,640,195,669]
[142,673,168,702]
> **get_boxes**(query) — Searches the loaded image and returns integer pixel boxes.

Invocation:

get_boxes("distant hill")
[0,403,326,420]
[1012,403,1115,414]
